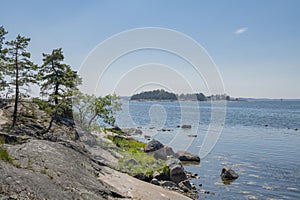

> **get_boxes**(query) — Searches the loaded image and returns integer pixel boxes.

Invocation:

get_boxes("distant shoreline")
[128,99,246,102]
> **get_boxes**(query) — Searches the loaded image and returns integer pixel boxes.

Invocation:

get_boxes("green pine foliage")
[37,48,82,133]
[38,48,81,105]
[5,35,37,126]
[0,26,120,133]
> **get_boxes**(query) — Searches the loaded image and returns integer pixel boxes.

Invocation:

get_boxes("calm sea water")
[115,100,300,199]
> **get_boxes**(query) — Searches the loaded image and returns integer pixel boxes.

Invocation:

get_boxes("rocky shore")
[0,101,198,200]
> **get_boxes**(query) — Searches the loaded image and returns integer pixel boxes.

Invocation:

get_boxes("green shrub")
[0,136,4,144]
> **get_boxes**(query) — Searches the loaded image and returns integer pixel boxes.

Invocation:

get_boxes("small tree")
[73,92,121,131]
[39,48,80,104]
[38,48,81,133]
[5,35,37,127]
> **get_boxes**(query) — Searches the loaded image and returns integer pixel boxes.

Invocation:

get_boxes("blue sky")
[1,0,300,98]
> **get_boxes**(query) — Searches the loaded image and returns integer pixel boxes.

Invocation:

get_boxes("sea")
[115,100,300,199]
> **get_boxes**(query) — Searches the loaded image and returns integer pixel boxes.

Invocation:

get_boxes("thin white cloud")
[234,27,248,35]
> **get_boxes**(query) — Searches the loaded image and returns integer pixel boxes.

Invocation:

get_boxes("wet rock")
[221,167,239,180]
[144,139,164,153]
[166,159,187,183]
[179,180,192,190]
[150,178,160,185]
[186,172,199,179]
[161,181,177,188]
[154,146,175,160]
[181,125,192,129]
[153,171,169,181]
[175,150,200,162]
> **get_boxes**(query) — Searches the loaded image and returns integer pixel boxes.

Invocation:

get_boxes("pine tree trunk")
[54,83,59,105]
[12,51,19,127]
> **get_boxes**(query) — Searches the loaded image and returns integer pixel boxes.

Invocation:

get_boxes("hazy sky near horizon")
[1,0,300,98]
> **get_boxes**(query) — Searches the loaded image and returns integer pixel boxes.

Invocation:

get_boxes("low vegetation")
[0,146,12,163]
[107,134,167,177]
[0,137,13,164]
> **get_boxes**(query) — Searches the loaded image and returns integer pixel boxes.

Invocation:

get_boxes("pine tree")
[0,26,8,93]
[5,35,37,127]
[38,48,81,132]
[39,48,80,105]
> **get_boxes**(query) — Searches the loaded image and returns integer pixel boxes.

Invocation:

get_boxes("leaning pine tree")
[38,48,81,133]
[5,35,37,127]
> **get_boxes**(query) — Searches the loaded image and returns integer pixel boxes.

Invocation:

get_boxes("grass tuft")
[0,146,13,164]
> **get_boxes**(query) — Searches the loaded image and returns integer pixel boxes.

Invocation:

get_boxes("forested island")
[130,89,230,101]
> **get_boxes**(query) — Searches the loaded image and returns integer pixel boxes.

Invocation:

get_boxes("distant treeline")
[131,90,177,101]
[130,89,230,101]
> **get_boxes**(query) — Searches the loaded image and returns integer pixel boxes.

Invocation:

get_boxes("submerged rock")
[181,125,192,129]
[221,167,239,180]
[150,178,160,185]
[175,150,200,162]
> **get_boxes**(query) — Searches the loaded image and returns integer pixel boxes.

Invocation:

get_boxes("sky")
[1,0,300,98]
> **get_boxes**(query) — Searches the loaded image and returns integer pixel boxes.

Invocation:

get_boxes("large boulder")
[144,139,164,153]
[175,150,200,162]
[220,167,239,180]
[166,159,187,183]
[154,146,175,160]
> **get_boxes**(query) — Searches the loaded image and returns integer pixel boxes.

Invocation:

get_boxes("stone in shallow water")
[220,167,239,181]
[175,150,200,162]
[181,125,192,129]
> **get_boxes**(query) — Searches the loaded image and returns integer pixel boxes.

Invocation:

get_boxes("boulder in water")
[220,167,239,180]
[175,150,200,162]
